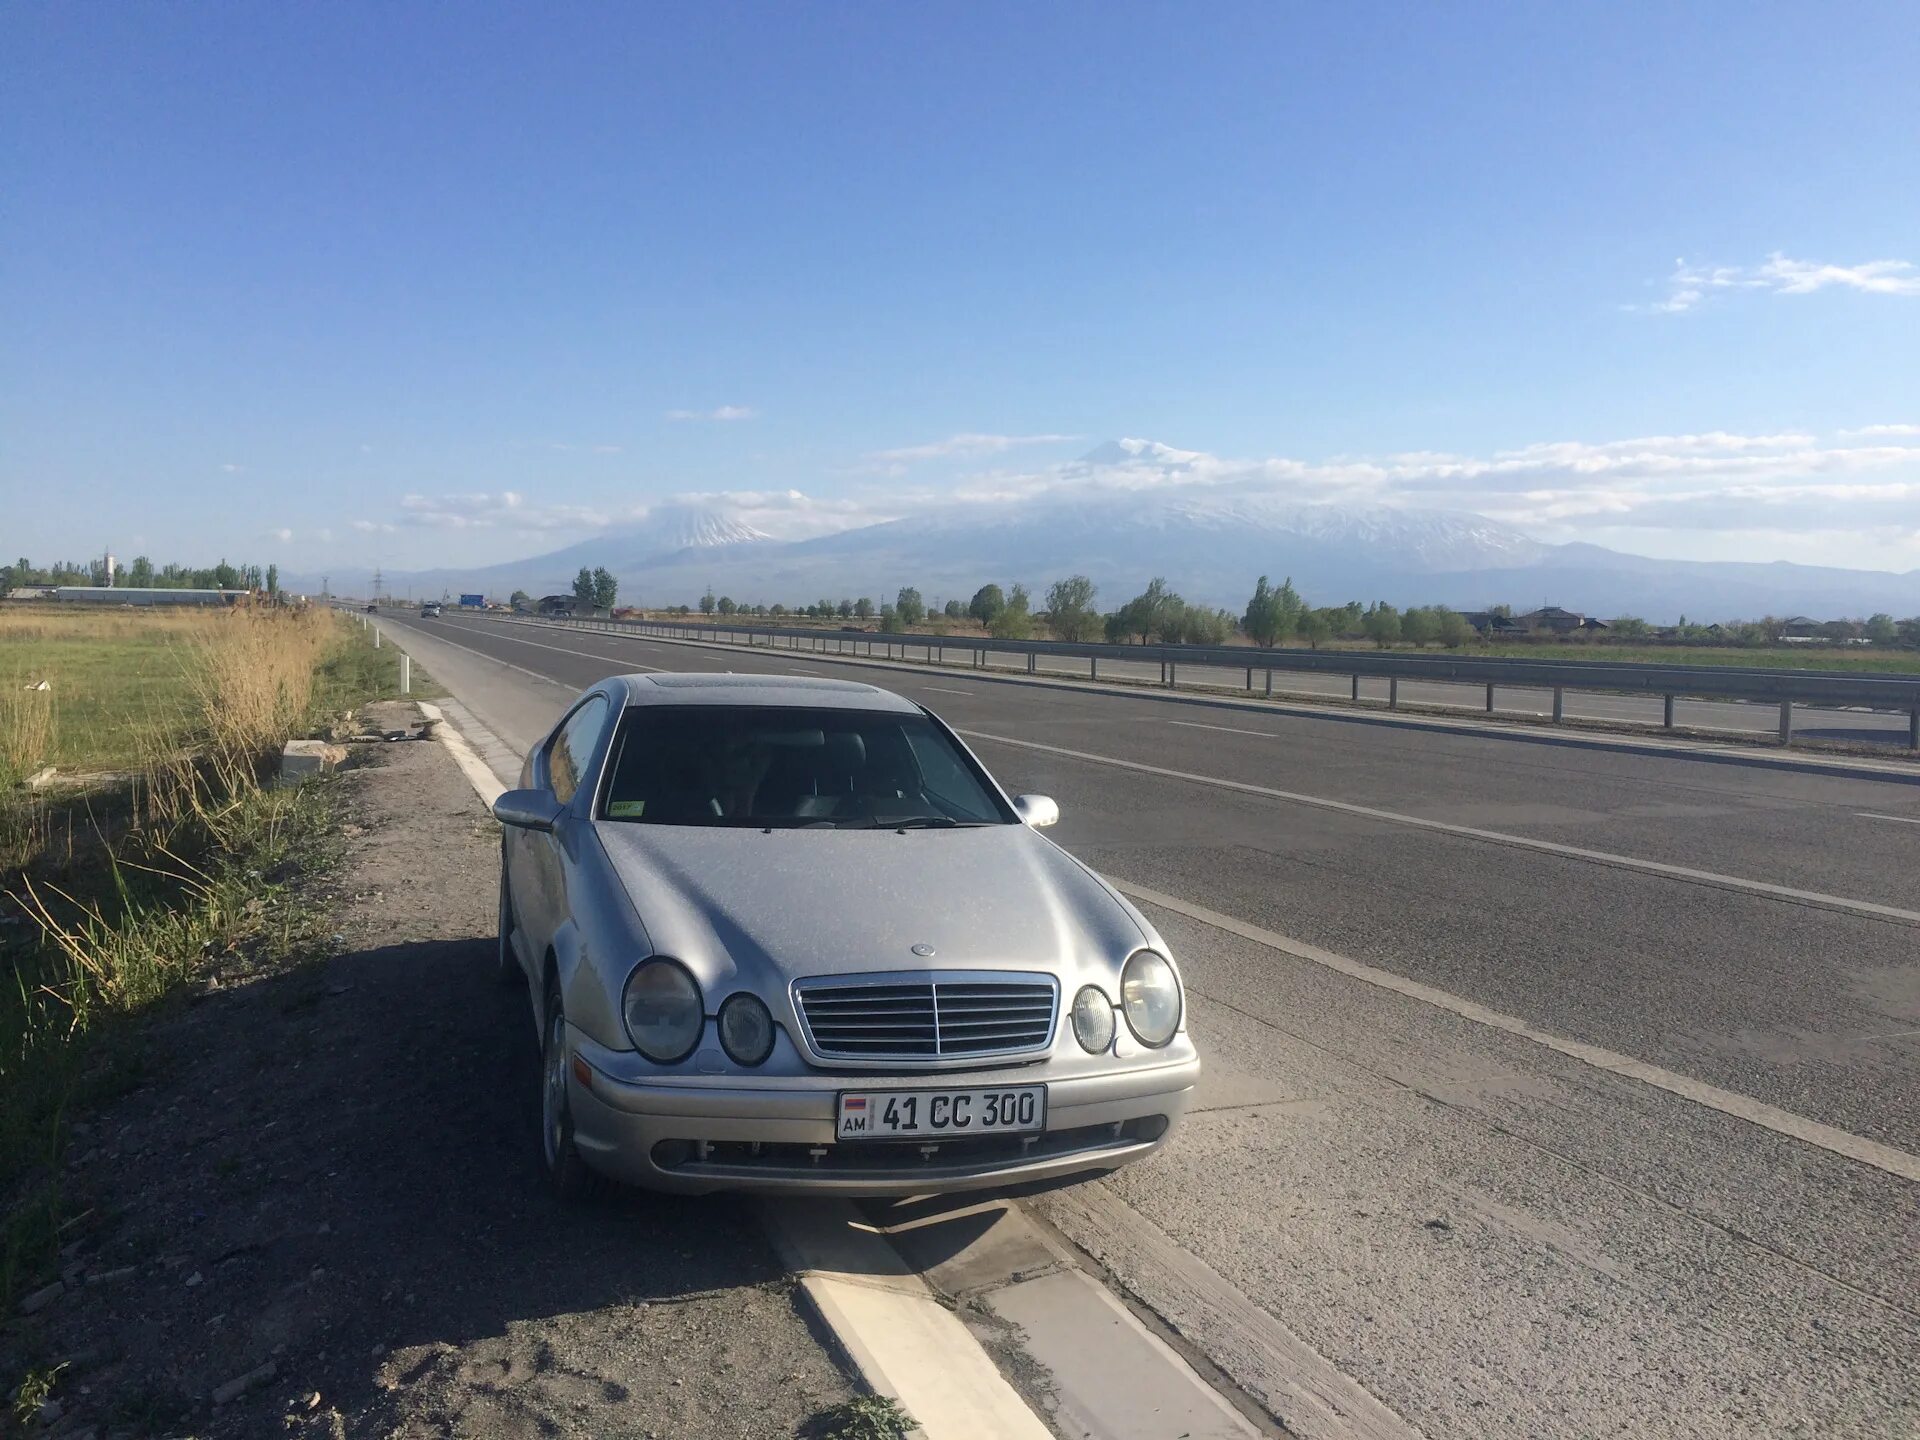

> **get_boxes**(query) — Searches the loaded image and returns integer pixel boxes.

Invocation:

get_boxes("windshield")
[598,705,1015,828]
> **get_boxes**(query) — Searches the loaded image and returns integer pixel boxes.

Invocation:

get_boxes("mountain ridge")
[290,443,1920,620]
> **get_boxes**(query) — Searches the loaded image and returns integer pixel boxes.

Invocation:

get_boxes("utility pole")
[372,568,384,604]
[321,574,330,600]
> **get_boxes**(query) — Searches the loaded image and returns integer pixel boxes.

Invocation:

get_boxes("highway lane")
[380,610,1920,1439]
[648,626,1918,742]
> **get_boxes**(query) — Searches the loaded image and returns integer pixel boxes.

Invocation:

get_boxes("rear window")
[598,706,1014,828]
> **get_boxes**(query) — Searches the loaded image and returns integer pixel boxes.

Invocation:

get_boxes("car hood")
[594,822,1148,990]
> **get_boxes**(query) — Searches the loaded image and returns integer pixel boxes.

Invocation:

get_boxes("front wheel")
[541,989,594,1200]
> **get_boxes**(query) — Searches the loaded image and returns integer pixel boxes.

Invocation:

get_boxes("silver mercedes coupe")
[492,671,1199,1196]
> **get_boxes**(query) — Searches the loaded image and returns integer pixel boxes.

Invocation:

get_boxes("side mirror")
[494,787,565,831]
[1013,794,1060,828]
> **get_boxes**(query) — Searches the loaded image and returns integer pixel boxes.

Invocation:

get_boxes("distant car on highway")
[492,672,1197,1197]
[420,602,442,617]
[364,602,378,613]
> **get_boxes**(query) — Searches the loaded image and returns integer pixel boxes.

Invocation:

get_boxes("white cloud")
[222,462,245,474]
[1838,423,1920,439]
[315,528,334,543]
[267,527,293,542]
[665,405,755,422]
[1644,253,1920,313]
[338,427,1920,566]
[870,432,1082,463]
[942,428,1920,551]
[396,490,612,531]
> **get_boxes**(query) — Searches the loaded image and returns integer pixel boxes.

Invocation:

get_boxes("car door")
[510,692,613,963]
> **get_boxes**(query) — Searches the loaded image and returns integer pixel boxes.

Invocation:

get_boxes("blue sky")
[4,1,1917,578]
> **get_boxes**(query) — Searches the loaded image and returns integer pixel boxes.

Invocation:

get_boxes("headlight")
[717,993,775,1066]
[622,959,704,1063]
[1120,952,1181,1047]
[1070,985,1116,1053]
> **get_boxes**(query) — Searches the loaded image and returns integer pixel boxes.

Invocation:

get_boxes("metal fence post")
[1091,656,1098,680]
[1552,686,1565,723]
[1663,694,1675,728]
[1350,674,1360,702]
[400,654,411,695]
[1265,669,1273,698]
[1778,700,1793,744]
[1027,653,1036,674]
[1485,682,1495,713]
[374,627,381,648]
[1389,676,1399,709]
[1910,708,1919,751]
[1245,666,1253,692]
[1168,661,1177,689]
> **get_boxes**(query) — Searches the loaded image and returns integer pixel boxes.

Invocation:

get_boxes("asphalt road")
[378,609,1920,1440]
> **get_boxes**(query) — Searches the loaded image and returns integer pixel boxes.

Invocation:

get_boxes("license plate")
[836,1085,1046,1140]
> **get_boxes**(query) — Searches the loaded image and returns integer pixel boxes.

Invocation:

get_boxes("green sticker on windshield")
[607,800,646,817]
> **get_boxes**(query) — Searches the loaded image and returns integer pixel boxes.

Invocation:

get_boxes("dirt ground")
[5,702,853,1438]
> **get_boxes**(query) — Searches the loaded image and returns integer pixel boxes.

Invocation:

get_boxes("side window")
[546,696,610,807]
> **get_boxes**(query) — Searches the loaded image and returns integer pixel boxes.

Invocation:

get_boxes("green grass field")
[0,605,433,780]
[0,609,209,772]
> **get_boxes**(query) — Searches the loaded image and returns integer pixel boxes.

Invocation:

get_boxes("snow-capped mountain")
[602,506,775,564]
[293,443,1920,620]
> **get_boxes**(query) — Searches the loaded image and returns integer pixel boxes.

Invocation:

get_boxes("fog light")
[718,993,775,1066]
[1071,985,1116,1053]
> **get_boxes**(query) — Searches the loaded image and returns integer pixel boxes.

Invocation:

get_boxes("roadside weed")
[811,1394,916,1440]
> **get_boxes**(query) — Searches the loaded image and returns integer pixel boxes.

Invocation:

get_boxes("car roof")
[611,672,920,713]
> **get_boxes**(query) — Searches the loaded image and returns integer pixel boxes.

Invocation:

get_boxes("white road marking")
[446,626,670,672]
[1170,720,1279,739]
[1114,878,1920,1185]
[921,686,972,696]
[1858,812,1920,826]
[960,729,1920,926]
[394,624,611,685]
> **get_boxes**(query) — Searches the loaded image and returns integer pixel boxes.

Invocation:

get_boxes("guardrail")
[423,609,1920,751]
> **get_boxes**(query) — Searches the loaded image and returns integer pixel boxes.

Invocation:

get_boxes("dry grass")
[0,685,54,790]
[1,603,388,1309]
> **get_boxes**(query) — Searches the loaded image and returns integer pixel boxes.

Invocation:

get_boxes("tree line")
[651,575,1920,651]
[3,555,279,594]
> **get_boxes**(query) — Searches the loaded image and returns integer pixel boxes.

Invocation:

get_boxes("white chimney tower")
[103,548,118,587]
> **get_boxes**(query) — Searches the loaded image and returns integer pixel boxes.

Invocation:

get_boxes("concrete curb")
[763,1201,1055,1440]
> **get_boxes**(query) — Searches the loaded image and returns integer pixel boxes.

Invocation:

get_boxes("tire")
[496,862,523,985]
[541,987,594,1201]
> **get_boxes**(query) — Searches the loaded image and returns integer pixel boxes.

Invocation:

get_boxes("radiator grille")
[795,973,1057,1062]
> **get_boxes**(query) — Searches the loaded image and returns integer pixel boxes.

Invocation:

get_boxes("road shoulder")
[7,701,854,1438]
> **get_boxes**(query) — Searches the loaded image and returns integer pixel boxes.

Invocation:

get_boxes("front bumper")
[565,1033,1200,1196]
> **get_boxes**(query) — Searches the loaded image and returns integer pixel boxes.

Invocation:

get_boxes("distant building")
[1459,611,1525,637]
[1514,606,1607,635]
[535,594,577,616]
[1778,617,1823,643]
[51,586,246,607]
[4,585,58,602]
